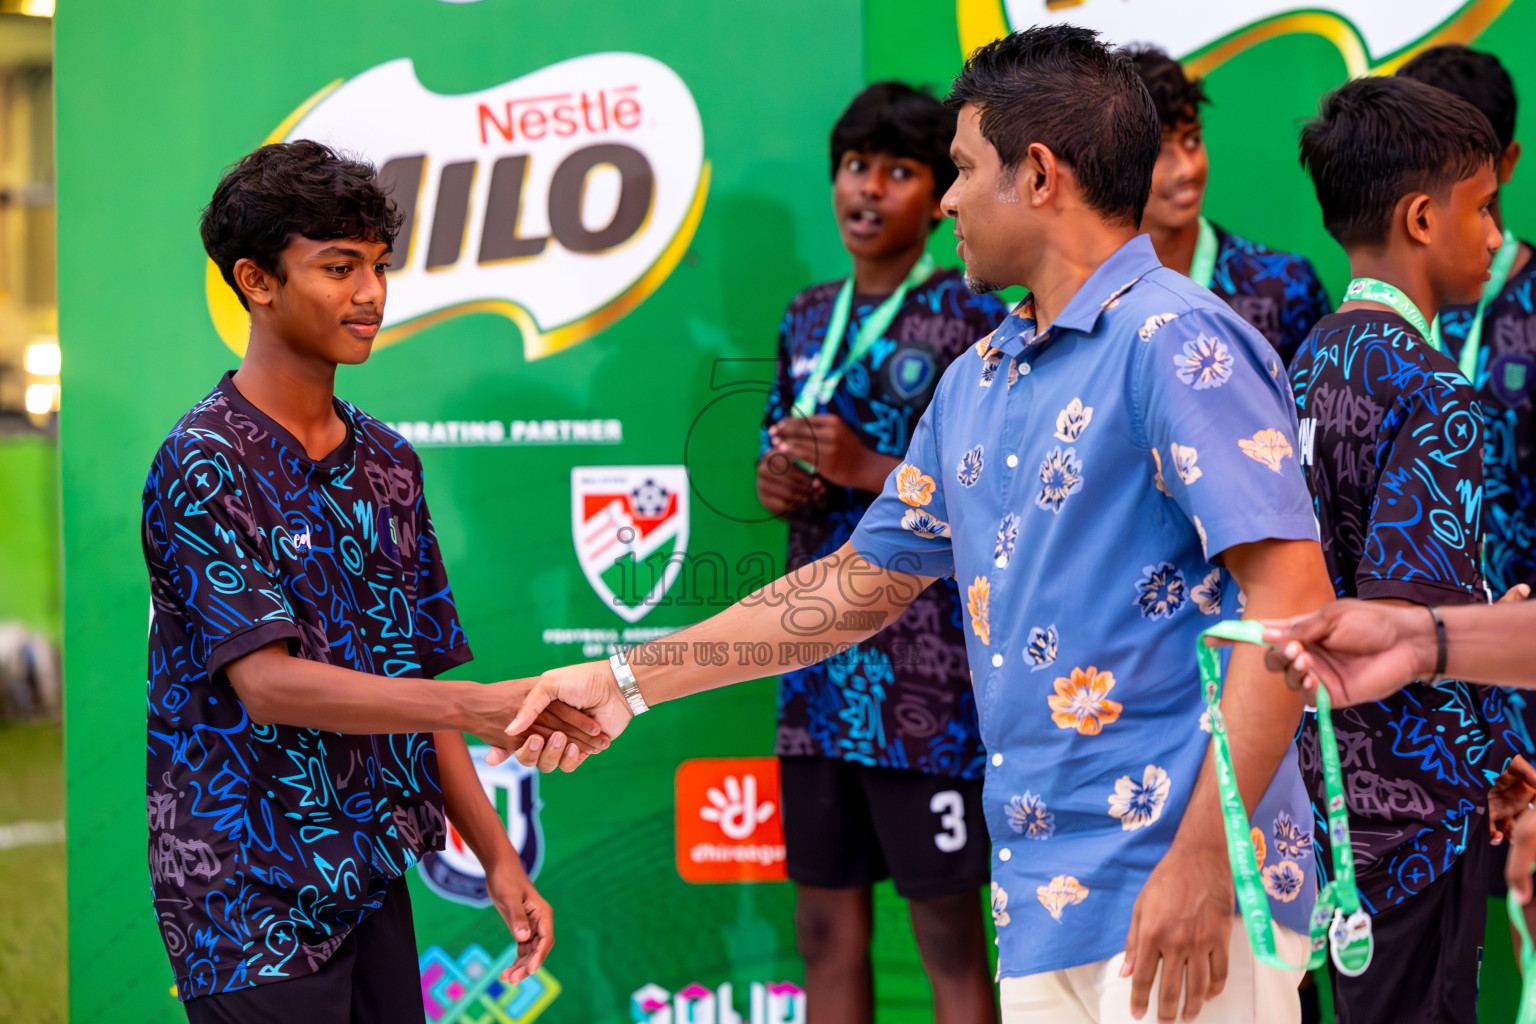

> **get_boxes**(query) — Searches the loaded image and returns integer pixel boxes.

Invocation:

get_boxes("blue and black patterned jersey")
[1439,242,1536,596]
[142,372,470,999]
[762,267,1006,778]
[1290,312,1516,911]
[1208,222,1332,368]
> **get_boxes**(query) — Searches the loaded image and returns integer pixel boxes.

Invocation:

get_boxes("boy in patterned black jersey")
[146,141,601,1023]
[1290,77,1533,1024]
[1127,46,1331,367]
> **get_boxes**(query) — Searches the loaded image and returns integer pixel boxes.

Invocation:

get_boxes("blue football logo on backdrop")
[419,745,544,906]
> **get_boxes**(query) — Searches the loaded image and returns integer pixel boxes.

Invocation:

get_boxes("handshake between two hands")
[471,660,634,773]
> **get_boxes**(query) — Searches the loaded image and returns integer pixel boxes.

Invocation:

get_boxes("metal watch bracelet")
[609,649,650,716]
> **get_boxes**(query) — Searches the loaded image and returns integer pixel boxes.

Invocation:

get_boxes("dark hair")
[1398,44,1518,152]
[1124,45,1208,130]
[1299,76,1500,248]
[201,140,402,310]
[831,81,959,200]
[947,25,1160,227]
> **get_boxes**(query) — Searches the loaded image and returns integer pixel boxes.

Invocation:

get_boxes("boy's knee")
[909,893,987,977]
[794,894,870,967]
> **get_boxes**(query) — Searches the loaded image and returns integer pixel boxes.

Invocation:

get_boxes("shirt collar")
[991,234,1163,356]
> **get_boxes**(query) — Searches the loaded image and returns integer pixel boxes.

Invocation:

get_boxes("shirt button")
[999,848,1012,862]
[995,554,1009,569]
[1006,454,1019,468]
[992,752,1004,767]
[991,653,1004,667]
[1019,362,1032,375]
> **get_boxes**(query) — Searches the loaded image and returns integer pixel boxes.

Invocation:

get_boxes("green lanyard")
[1510,890,1536,1024]
[1428,228,1519,383]
[1342,278,1433,344]
[1198,620,1373,976]
[1190,216,1219,289]
[792,253,935,419]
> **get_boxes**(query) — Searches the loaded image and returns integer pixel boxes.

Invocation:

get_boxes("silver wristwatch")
[609,649,649,716]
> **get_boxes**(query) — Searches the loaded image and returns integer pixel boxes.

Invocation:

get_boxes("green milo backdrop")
[54,1,1535,1021]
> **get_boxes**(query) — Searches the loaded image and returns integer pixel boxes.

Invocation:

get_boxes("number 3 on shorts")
[930,790,967,853]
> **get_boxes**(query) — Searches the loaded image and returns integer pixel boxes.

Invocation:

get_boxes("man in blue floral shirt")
[1127,46,1332,367]
[757,81,1006,1024]
[504,28,1337,1024]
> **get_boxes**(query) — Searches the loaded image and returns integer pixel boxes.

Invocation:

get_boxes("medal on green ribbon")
[1197,620,1373,976]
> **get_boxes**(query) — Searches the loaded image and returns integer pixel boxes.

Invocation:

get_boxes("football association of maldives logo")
[418,745,544,907]
[571,466,689,623]
[205,52,708,361]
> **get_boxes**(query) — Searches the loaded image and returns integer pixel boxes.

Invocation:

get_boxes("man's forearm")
[627,542,932,706]
[436,730,519,870]
[1443,602,1536,685]
[853,453,902,495]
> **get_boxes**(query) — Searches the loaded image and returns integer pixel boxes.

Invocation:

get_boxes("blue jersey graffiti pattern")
[1208,222,1331,369]
[142,373,470,999]
[1290,312,1515,910]
[763,268,1005,778]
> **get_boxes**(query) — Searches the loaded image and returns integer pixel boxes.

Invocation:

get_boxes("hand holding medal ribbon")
[1197,620,1373,977]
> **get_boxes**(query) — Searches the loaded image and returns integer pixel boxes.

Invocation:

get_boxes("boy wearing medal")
[1290,76,1527,1023]
[756,81,1007,1024]
[1399,46,1536,604]
[1126,46,1331,368]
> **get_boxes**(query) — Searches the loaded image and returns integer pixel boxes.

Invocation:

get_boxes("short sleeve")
[1356,382,1485,604]
[760,308,795,457]
[849,386,956,579]
[409,482,473,678]
[1278,258,1332,368]
[142,440,301,681]
[1134,308,1318,561]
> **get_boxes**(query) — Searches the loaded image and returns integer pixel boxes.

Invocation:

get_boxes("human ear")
[1500,141,1522,186]
[1403,193,1434,248]
[233,258,276,308]
[1024,142,1057,208]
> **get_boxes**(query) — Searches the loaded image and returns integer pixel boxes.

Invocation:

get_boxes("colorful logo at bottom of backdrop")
[958,0,1511,77]
[631,980,805,1024]
[205,52,709,362]
[572,466,690,624]
[421,944,560,1024]
[419,745,543,906]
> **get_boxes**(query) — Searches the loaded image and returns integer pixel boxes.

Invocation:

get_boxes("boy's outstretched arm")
[224,643,606,763]
[435,730,553,983]
[495,540,935,768]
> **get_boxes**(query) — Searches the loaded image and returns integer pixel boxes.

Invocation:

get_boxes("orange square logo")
[674,757,787,884]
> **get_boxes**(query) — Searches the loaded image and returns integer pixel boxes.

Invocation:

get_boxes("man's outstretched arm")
[497,541,935,767]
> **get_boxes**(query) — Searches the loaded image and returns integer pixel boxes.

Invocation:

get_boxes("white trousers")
[999,921,1307,1024]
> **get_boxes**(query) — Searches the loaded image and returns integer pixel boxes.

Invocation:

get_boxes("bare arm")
[1124,538,1333,1022]
[498,541,934,760]
[435,730,553,983]
[225,643,604,753]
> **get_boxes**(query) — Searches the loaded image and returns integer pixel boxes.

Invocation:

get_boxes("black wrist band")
[1427,605,1448,685]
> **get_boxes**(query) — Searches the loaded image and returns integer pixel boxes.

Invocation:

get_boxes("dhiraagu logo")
[205,52,709,361]
[957,0,1514,76]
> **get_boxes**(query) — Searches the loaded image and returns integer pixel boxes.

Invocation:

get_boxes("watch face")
[1489,353,1535,406]
[880,340,939,405]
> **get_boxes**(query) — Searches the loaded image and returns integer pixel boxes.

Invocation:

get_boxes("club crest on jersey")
[571,466,689,623]
[418,745,544,907]
[206,52,709,362]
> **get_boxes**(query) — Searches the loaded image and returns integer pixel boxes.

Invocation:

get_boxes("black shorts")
[1331,832,1489,1024]
[779,755,989,901]
[184,876,420,1024]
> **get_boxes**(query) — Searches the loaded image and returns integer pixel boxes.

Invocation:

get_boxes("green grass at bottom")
[0,721,66,1024]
